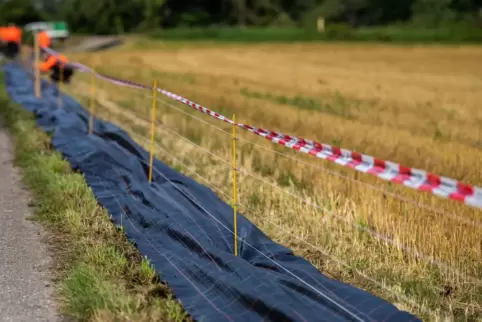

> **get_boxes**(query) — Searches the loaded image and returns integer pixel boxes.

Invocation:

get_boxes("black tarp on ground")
[2,62,420,322]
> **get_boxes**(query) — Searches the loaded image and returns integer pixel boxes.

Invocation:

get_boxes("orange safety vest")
[3,26,22,43]
[39,54,68,73]
[38,31,51,48]
[0,27,6,42]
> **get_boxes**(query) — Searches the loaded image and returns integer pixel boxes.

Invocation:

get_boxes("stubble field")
[65,39,482,320]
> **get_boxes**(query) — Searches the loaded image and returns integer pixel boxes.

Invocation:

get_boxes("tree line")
[0,0,480,34]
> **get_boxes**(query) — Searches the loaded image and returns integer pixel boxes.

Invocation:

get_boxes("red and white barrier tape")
[40,48,482,209]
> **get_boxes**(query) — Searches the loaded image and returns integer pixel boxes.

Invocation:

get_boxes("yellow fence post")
[89,69,95,135]
[148,80,157,183]
[34,32,40,98]
[232,114,238,256]
[58,63,63,108]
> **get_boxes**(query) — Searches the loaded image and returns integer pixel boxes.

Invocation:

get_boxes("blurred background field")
[3,0,482,45]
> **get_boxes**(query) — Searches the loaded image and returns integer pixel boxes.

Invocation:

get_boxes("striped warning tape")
[40,47,482,209]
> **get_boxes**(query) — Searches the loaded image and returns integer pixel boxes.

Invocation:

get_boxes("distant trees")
[0,0,480,34]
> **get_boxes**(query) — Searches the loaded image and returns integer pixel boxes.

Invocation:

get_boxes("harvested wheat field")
[66,40,482,320]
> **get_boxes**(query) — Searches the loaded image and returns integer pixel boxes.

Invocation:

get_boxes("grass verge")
[149,25,482,44]
[0,72,190,322]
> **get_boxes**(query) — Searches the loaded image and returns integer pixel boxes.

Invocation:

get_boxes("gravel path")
[66,36,123,52]
[0,116,59,321]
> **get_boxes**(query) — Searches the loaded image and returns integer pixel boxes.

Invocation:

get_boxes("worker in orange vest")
[39,53,74,84]
[37,31,74,83]
[2,24,22,59]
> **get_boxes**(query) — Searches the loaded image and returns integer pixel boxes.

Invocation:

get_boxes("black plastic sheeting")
[3,62,420,322]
